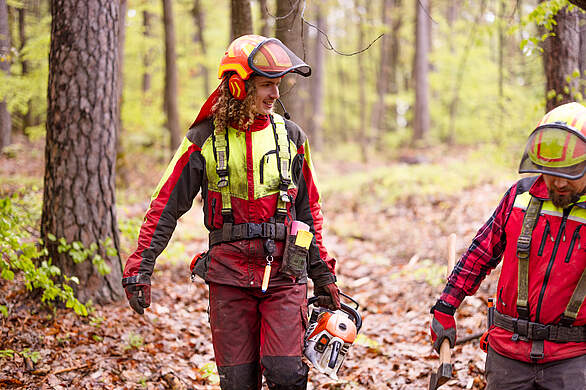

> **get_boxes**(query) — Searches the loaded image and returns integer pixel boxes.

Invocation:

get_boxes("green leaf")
[0,305,8,317]
[47,233,56,241]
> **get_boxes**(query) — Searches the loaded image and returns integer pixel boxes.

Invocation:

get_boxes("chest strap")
[209,222,287,246]
[494,310,586,344]
[516,196,543,320]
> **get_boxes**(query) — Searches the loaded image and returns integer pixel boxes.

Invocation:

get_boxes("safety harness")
[494,195,586,359]
[208,113,291,247]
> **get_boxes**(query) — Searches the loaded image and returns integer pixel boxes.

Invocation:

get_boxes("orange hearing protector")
[228,73,246,100]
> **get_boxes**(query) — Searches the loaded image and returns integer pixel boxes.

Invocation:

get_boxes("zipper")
[535,207,571,322]
[537,220,550,256]
[210,198,217,227]
[564,225,582,263]
[259,150,277,184]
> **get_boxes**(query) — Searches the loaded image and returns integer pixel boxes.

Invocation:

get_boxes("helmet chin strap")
[276,99,291,120]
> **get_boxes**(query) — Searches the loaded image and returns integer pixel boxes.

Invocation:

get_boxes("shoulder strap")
[561,267,586,325]
[212,130,233,228]
[516,195,543,320]
[270,113,291,223]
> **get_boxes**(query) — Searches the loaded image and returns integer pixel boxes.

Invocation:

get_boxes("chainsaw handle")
[308,296,363,332]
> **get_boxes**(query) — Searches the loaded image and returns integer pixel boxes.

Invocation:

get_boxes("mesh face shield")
[519,125,586,180]
[248,38,311,78]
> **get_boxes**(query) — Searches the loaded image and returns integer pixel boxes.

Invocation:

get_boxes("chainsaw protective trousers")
[209,282,308,390]
[485,346,586,390]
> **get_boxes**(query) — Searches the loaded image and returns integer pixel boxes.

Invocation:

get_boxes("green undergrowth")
[317,144,518,205]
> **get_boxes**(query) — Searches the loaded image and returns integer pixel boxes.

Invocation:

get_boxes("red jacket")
[441,175,586,362]
[123,114,336,290]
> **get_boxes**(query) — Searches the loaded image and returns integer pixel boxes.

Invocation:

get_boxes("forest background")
[0,0,585,389]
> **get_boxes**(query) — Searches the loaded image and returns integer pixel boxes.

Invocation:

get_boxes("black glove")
[124,284,151,315]
[314,283,341,310]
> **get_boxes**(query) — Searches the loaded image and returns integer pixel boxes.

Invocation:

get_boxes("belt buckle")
[248,223,262,238]
[262,223,275,238]
[531,323,550,341]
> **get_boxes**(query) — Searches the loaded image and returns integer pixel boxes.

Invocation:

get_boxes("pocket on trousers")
[280,235,308,278]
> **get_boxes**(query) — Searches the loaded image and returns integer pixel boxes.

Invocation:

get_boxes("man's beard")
[549,189,580,209]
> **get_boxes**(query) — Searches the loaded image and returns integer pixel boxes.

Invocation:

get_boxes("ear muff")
[228,73,246,100]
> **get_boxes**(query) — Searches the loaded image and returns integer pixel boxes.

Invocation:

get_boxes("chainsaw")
[303,294,362,380]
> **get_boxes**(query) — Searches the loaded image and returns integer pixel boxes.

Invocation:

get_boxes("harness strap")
[270,114,291,223]
[494,310,586,343]
[209,222,287,246]
[561,267,586,325]
[213,131,233,222]
[516,196,543,319]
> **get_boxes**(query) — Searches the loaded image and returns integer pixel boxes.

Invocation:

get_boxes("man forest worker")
[122,35,340,390]
[430,102,586,389]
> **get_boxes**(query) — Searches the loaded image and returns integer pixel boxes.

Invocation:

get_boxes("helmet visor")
[519,125,586,179]
[248,38,311,78]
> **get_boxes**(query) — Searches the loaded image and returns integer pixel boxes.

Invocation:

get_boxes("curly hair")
[212,76,258,134]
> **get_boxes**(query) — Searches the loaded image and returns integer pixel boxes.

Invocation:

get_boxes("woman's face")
[252,76,281,115]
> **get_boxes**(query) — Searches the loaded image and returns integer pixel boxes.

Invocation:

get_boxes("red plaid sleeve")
[439,183,517,308]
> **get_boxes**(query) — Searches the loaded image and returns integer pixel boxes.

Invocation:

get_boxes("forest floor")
[0,139,518,389]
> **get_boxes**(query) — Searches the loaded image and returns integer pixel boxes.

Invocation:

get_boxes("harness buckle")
[247,223,262,238]
[262,223,275,238]
[217,177,229,188]
[531,323,551,341]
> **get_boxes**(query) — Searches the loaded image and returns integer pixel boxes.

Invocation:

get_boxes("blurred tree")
[579,10,585,99]
[231,0,253,40]
[162,0,181,150]
[17,3,32,131]
[192,0,210,95]
[275,0,307,127]
[542,3,580,110]
[142,6,153,93]
[259,0,271,37]
[43,0,123,304]
[413,0,430,143]
[307,0,324,150]
[0,0,10,151]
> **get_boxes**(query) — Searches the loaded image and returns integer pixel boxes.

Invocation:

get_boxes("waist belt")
[209,222,287,247]
[494,310,586,343]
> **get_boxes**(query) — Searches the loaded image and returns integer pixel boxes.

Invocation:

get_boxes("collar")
[230,114,270,132]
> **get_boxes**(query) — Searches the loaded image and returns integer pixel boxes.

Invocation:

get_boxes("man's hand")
[124,284,151,315]
[314,283,341,310]
[430,300,457,353]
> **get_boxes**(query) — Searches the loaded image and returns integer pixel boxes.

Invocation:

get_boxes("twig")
[456,331,484,345]
[303,19,383,56]
[52,363,90,375]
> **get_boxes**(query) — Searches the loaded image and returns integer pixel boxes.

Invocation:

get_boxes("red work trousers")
[209,282,309,390]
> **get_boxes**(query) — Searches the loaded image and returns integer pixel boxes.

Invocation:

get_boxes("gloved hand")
[314,283,341,310]
[124,284,151,315]
[430,300,457,353]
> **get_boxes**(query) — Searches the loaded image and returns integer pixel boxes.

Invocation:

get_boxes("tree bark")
[43,0,123,304]
[162,0,181,150]
[275,0,308,128]
[308,2,324,150]
[0,0,11,151]
[142,8,153,93]
[259,0,270,37]
[413,0,430,143]
[231,0,253,40]
[192,0,209,95]
[542,5,580,111]
[578,10,585,100]
[18,5,34,131]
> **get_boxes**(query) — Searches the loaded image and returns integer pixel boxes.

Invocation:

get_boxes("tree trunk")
[357,0,369,161]
[0,0,11,151]
[308,2,324,150]
[162,0,181,150]
[231,0,252,40]
[413,0,430,143]
[142,8,153,93]
[578,10,585,101]
[18,5,33,131]
[43,0,123,304]
[259,0,270,37]
[192,0,210,95]
[275,0,307,127]
[371,0,393,143]
[542,5,580,111]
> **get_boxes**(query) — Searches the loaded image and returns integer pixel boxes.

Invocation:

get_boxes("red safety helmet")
[519,102,586,180]
[217,34,311,100]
